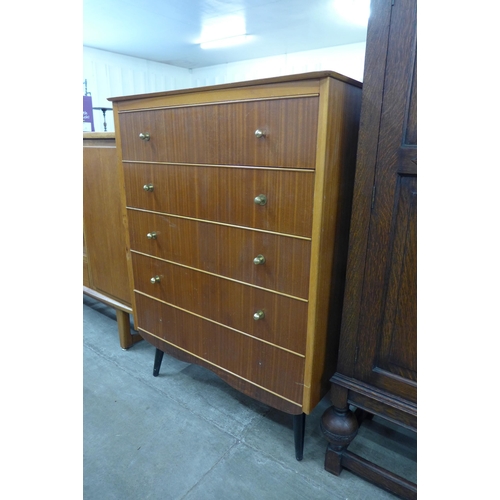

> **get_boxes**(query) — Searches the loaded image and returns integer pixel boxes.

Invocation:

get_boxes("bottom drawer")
[135,293,305,405]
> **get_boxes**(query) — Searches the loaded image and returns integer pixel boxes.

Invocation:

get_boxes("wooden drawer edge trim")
[127,207,312,241]
[83,132,115,139]
[138,325,303,408]
[117,93,319,114]
[135,290,306,358]
[131,250,309,303]
[122,160,315,172]
[83,286,132,313]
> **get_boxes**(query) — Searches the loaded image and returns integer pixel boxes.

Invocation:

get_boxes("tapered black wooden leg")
[293,413,306,461]
[153,348,164,377]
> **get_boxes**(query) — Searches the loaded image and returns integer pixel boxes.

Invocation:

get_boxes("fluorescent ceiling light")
[333,0,371,26]
[200,34,252,50]
[197,15,250,49]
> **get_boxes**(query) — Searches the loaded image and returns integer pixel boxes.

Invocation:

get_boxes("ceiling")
[83,0,369,69]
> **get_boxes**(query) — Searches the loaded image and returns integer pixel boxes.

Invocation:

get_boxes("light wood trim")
[108,71,361,104]
[135,290,305,357]
[111,80,321,112]
[126,207,313,241]
[117,93,318,114]
[112,105,140,325]
[130,250,309,303]
[83,132,115,139]
[83,136,116,149]
[302,78,334,412]
[83,285,132,313]
[138,325,303,408]
[302,77,362,413]
[122,160,315,173]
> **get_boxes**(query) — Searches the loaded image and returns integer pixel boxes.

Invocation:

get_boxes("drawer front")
[124,163,314,238]
[128,210,311,299]
[119,96,319,168]
[135,293,305,404]
[132,253,308,355]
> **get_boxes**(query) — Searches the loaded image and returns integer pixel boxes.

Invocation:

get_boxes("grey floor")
[83,295,417,500]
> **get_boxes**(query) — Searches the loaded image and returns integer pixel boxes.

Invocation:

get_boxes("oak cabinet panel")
[320,1,417,497]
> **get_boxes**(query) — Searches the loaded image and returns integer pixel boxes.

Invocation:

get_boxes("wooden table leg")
[116,309,142,350]
[153,348,164,377]
[293,413,306,461]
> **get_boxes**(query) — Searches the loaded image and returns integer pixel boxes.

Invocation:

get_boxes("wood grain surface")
[110,72,363,415]
[127,209,312,299]
[132,252,308,355]
[135,293,305,405]
[119,97,319,168]
[123,162,315,237]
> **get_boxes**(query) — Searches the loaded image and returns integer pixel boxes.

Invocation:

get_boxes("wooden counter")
[83,132,141,349]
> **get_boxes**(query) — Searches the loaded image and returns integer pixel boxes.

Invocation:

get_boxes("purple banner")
[83,96,94,132]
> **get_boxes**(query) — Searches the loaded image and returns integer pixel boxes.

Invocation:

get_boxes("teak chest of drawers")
[109,72,362,458]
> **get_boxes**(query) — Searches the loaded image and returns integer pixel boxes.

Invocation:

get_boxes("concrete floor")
[83,295,417,499]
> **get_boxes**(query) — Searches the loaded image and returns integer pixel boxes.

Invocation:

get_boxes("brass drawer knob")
[253,310,265,321]
[253,255,266,265]
[139,132,150,141]
[254,194,267,206]
[254,129,266,138]
[143,183,154,192]
[147,232,157,239]
[150,275,161,284]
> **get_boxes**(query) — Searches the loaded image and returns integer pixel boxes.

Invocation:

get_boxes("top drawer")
[118,96,319,168]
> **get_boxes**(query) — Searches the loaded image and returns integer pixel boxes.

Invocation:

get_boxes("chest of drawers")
[109,72,362,453]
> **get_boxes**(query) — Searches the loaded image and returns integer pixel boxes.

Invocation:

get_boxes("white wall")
[83,47,192,132]
[83,43,365,132]
[190,43,366,88]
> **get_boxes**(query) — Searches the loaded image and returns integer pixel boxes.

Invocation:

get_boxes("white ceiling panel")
[83,0,370,68]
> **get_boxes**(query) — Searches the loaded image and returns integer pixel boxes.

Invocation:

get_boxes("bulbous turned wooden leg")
[320,405,359,476]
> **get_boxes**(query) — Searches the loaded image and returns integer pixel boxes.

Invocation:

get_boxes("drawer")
[118,96,319,168]
[124,163,314,238]
[135,293,305,405]
[128,210,311,299]
[132,253,308,355]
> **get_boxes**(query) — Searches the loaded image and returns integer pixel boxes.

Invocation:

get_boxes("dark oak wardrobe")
[321,0,417,498]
